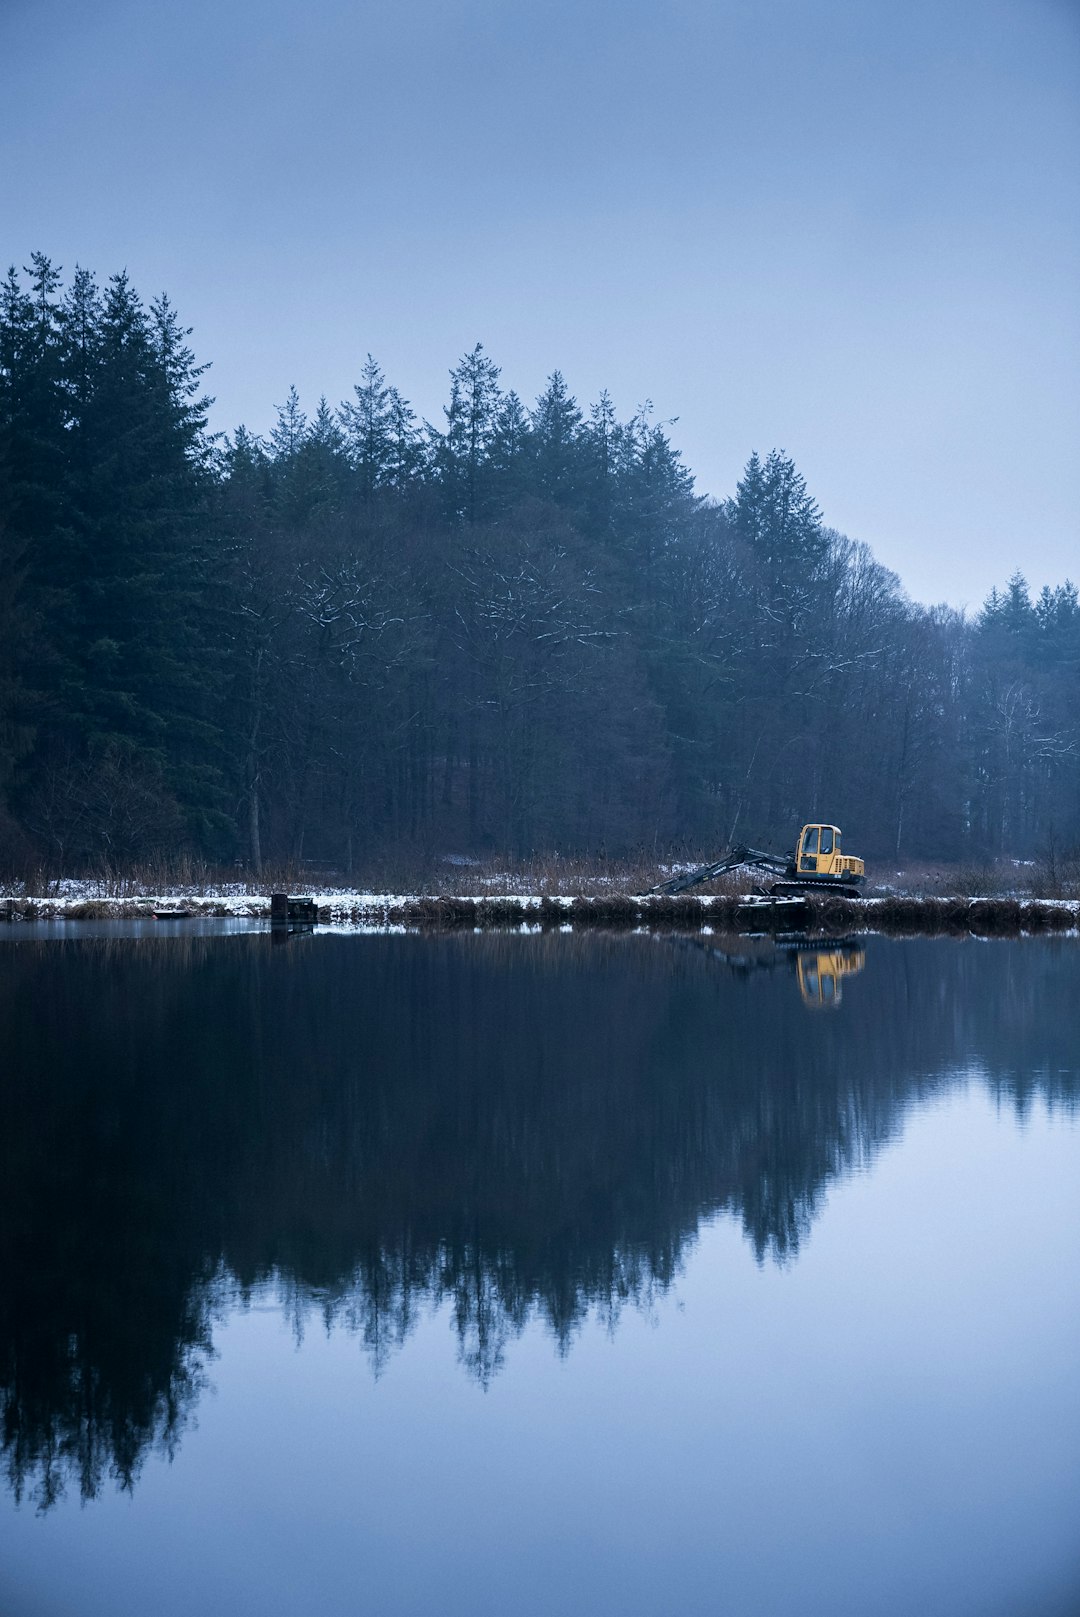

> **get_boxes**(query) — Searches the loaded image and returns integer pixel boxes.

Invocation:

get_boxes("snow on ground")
[2,878,1077,928]
[0,883,735,921]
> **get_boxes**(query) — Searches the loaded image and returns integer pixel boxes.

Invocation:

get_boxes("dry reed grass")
[2,861,1078,938]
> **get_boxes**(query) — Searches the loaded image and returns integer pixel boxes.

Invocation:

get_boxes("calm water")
[1,925,1078,1617]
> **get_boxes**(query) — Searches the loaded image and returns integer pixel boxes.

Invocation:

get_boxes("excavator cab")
[796,946,865,1009]
[795,824,864,884]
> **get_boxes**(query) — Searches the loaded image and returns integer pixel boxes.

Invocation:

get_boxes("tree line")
[2,256,1077,876]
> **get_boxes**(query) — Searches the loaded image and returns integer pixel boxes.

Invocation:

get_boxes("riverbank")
[3,888,1078,936]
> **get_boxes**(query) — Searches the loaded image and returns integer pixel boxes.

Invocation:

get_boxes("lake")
[1,925,1078,1617]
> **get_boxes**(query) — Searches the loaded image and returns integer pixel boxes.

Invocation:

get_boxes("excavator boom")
[646,845,789,896]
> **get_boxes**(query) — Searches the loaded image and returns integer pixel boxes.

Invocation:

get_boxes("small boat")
[153,909,193,920]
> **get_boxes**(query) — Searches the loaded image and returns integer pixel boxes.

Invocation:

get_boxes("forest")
[2,255,1077,879]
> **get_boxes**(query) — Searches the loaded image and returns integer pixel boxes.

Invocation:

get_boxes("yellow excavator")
[647,823,866,900]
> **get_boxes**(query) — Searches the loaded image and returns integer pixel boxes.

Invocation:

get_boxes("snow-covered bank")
[2,884,1079,936]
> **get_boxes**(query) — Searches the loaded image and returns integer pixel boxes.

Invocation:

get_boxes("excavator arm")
[645,845,790,896]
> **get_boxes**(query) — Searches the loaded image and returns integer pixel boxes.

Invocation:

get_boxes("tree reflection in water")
[1,930,1077,1507]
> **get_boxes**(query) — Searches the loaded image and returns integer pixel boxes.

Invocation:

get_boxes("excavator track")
[769,879,864,901]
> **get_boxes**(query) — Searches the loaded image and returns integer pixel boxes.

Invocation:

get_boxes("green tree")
[731,448,827,628]
[339,356,395,502]
[530,371,583,507]
[438,343,502,523]
[61,270,224,859]
[487,390,532,512]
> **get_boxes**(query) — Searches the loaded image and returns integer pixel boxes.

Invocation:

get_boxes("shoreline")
[3,890,1079,937]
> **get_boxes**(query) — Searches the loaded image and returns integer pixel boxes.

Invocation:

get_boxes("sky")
[2,0,1077,608]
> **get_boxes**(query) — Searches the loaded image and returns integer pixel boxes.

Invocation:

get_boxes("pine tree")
[0,257,69,563]
[339,356,394,501]
[269,385,331,528]
[294,396,349,513]
[62,270,224,856]
[979,571,1037,651]
[439,343,502,523]
[625,418,695,567]
[582,389,620,536]
[217,425,287,873]
[386,385,424,489]
[730,448,827,631]
[0,259,71,850]
[733,449,825,574]
[487,390,532,511]
[270,384,307,459]
[530,371,583,506]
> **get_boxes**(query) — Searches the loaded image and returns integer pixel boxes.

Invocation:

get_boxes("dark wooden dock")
[270,893,320,928]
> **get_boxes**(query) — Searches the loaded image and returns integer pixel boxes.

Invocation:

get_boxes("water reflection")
[676,933,866,1008]
[1,929,1077,1509]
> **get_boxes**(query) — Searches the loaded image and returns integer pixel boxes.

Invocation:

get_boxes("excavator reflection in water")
[675,933,866,1010]
[793,944,865,1009]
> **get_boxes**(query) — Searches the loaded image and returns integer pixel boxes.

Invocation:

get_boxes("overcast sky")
[2,0,1077,607]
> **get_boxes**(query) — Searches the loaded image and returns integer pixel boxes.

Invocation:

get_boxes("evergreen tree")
[339,356,394,501]
[386,386,425,489]
[59,270,224,856]
[0,259,71,836]
[487,390,532,511]
[582,389,620,537]
[530,371,583,506]
[730,448,828,634]
[438,343,502,523]
[733,449,825,575]
[0,257,69,573]
[626,417,695,567]
[269,384,306,455]
[979,571,1037,653]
